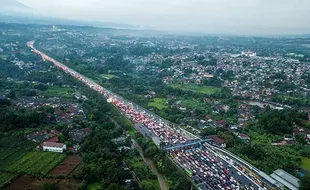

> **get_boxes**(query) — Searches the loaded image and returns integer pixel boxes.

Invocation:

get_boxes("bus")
[185,168,193,177]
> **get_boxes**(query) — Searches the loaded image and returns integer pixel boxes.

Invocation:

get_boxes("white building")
[42,142,66,153]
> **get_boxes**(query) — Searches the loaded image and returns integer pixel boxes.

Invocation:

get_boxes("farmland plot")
[0,172,17,188]
[5,151,66,175]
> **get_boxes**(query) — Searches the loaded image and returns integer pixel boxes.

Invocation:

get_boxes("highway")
[28,40,275,190]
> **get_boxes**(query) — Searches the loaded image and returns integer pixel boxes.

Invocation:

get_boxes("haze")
[17,0,310,35]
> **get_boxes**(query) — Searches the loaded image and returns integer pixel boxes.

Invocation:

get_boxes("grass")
[301,157,310,172]
[148,98,168,110]
[42,86,75,99]
[179,98,202,109]
[0,172,17,188]
[5,151,66,175]
[87,182,103,190]
[170,83,221,94]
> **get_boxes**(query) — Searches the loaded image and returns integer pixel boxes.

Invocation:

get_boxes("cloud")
[19,0,310,35]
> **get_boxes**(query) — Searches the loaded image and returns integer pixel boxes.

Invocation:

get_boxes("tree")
[300,176,310,190]
[7,90,16,99]
[107,183,125,190]
[258,109,306,135]
[201,127,217,137]
[43,183,59,190]
[295,134,307,145]
[0,99,11,106]
[141,181,158,190]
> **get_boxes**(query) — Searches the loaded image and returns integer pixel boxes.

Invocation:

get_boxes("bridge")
[162,139,212,151]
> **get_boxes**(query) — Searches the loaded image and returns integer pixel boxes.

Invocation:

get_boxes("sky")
[18,0,310,35]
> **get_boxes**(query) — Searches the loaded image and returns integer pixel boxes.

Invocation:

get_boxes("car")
[237,171,242,176]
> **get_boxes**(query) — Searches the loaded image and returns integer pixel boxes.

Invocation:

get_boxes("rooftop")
[42,142,65,148]
[270,169,299,190]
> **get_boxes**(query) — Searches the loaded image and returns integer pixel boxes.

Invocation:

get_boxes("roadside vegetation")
[301,157,310,172]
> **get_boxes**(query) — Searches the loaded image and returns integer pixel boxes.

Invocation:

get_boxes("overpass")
[162,139,212,151]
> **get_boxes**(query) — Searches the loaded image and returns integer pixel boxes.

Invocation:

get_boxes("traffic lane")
[133,123,258,189]
[134,123,154,138]
[196,182,208,190]
[217,157,259,190]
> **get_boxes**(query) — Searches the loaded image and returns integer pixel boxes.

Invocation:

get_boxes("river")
[132,140,168,190]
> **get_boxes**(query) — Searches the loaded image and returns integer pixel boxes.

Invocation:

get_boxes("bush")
[43,183,59,190]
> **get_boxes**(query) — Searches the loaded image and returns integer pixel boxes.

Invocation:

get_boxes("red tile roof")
[239,133,249,138]
[82,128,92,133]
[208,135,225,145]
[42,142,65,148]
[216,120,226,126]
[46,136,59,143]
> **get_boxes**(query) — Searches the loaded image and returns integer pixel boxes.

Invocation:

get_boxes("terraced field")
[0,172,17,188]
[0,137,35,170]
[5,151,66,175]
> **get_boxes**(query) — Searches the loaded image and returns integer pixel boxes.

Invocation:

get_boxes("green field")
[42,86,75,99]
[170,84,221,94]
[301,157,310,172]
[148,98,168,110]
[0,172,17,188]
[5,151,66,175]
[0,137,35,170]
[179,98,202,109]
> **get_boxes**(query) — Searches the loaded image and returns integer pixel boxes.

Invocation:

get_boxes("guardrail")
[204,143,278,189]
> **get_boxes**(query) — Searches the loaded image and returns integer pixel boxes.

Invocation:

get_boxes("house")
[271,141,288,146]
[208,135,226,148]
[284,135,294,142]
[118,146,131,152]
[230,125,238,130]
[69,128,92,142]
[46,135,59,143]
[238,133,250,141]
[205,115,212,121]
[215,120,226,127]
[42,142,66,153]
[180,107,187,111]
[112,136,127,144]
[293,128,310,144]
